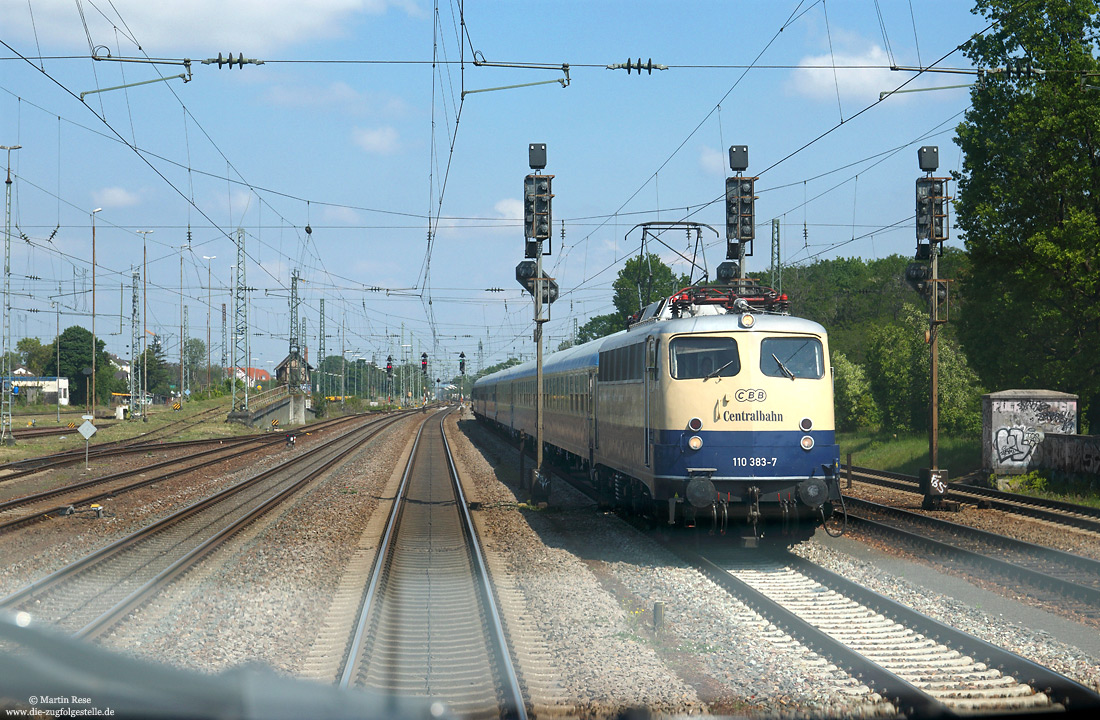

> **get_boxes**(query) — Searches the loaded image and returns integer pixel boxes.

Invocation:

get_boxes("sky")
[0,0,990,380]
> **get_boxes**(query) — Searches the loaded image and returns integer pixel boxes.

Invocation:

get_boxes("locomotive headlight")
[688,417,703,432]
[740,314,755,328]
[800,435,815,451]
[799,417,813,431]
[688,435,704,451]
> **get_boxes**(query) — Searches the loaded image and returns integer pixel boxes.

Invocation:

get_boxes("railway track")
[326,408,526,720]
[684,546,1100,715]
[0,414,365,533]
[0,405,234,479]
[525,449,1100,715]
[846,465,1100,534]
[843,496,1100,619]
[0,412,403,638]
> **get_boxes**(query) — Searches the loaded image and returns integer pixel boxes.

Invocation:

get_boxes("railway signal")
[421,352,428,375]
[386,355,393,375]
[912,146,953,499]
[723,145,755,280]
[515,260,559,304]
[459,352,466,375]
[523,174,553,255]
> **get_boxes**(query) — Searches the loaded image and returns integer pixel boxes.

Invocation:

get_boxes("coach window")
[760,337,824,379]
[669,337,740,380]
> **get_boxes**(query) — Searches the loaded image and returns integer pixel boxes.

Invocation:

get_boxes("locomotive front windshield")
[669,337,740,379]
[760,337,824,379]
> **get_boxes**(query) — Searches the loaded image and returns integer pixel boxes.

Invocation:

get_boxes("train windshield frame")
[669,336,740,379]
[759,336,824,379]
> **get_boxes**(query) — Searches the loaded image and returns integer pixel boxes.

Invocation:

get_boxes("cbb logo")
[734,388,766,402]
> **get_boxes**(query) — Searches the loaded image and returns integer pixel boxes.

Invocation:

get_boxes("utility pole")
[1,144,20,445]
[289,268,301,389]
[129,270,140,418]
[232,228,248,412]
[770,218,781,293]
[182,305,190,400]
[203,255,216,389]
[137,231,152,420]
[318,298,326,399]
[90,207,102,417]
[220,302,227,375]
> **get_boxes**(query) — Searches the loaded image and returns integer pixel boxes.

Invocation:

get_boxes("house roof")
[275,352,313,371]
[236,367,271,381]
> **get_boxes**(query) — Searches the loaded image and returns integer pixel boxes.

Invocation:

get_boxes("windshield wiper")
[771,353,796,381]
[704,359,735,380]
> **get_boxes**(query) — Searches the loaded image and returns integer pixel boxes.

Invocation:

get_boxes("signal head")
[918,145,939,172]
[529,143,547,170]
[728,145,749,172]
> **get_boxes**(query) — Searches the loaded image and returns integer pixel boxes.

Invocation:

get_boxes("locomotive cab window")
[760,337,824,379]
[669,337,740,379]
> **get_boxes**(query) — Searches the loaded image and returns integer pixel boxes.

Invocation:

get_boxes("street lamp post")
[90,207,102,417]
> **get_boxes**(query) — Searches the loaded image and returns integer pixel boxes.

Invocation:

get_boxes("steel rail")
[844,497,1100,608]
[337,416,428,688]
[846,465,1100,533]
[440,412,528,720]
[338,408,527,720]
[0,415,367,533]
[0,414,390,611]
[509,437,1099,715]
[786,553,1100,711]
[73,414,402,640]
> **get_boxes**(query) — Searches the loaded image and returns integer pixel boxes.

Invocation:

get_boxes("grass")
[1,396,258,463]
[838,430,1100,507]
[837,430,982,476]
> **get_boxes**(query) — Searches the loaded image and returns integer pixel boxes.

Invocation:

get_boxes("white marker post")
[78,415,97,469]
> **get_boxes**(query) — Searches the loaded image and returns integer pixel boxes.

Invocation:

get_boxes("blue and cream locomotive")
[472,283,844,544]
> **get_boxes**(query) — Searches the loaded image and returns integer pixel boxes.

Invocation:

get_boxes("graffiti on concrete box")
[993,426,1043,464]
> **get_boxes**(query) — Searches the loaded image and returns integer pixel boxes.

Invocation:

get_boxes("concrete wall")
[982,389,1078,474]
[226,394,306,428]
[1035,433,1100,477]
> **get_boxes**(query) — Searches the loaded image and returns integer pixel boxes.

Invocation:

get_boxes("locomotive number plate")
[732,457,777,468]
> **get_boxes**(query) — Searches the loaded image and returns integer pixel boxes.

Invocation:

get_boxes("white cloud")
[266,81,363,109]
[92,186,140,208]
[699,146,726,177]
[322,205,361,225]
[788,44,896,104]
[352,126,400,154]
[494,198,523,220]
[0,1,425,55]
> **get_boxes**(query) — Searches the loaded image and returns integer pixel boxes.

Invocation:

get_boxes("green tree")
[865,304,983,434]
[954,0,1100,425]
[139,340,170,397]
[776,250,968,365]
[612,253,690,318]
[41,325,113,406]
[576,313,623,343]
[475,357,521,380]
[17,337,52,376]
[573,255,689,346]
[831,351,881,431]
[183,337,206,391]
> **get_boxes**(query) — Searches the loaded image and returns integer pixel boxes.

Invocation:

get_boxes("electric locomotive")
[472,280,844,544]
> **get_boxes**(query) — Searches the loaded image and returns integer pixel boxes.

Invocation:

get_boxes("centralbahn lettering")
[722,410,783,422]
